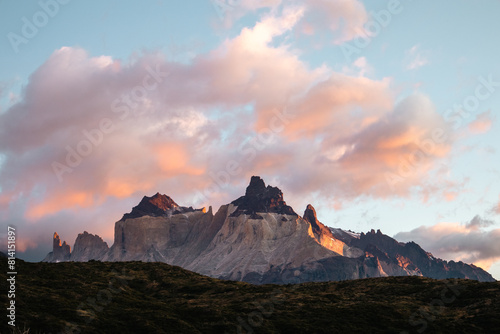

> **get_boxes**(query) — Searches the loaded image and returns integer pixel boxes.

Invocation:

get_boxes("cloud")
[492,195,500,215]
[465,215,495,230]
[404,45,429,70]
[468,110,494,134]
[214,0,369,44]
[212,0,283,27]
[261,93,456,202]
[304,0,369,44]
[395,216,500,271]
[0,7,463,259]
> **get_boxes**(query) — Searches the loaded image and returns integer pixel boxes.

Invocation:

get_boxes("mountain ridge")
[43,176,496,283]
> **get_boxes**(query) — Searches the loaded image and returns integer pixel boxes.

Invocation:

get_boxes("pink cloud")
[468,110,494,134]
[0,8,467,257]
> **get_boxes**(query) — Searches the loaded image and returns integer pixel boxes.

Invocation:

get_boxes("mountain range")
[43,176,495,283]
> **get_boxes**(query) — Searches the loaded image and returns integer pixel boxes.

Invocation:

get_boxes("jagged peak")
[145,193,179,210]
[230,176,297,218]
[302,204,338,245]
[121,193,178,220]
[75,231,104,240]
[245,176,267,197]
[51,231,70,261]
[303,204,318,226]
[121,193,207,221]
[53,232,65,248]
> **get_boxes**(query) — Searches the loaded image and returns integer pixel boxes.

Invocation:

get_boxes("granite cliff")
[43,176,496,283]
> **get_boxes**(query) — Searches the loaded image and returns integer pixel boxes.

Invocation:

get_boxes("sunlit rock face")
[42,176,496,283]
[303,204,357,257]
[43,232,71,262]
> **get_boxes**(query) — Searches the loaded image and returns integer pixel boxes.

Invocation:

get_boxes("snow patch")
[330,228,360,239]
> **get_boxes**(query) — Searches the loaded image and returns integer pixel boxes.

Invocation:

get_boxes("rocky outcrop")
[42,176,496,283]
[121,192,203,221]
[303,204,360,257]
[332,229,495,282]
[71,231,109,261]
[121,193,178,220]
[230,176,297,218]
[188,207,341,282]
[54,232,70,261]
[43,232,71,262]
[105,209,213,263]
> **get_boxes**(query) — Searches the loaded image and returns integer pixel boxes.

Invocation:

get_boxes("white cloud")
[404,44,429,70]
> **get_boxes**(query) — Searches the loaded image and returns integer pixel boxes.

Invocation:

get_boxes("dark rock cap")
[230,176,297,218]
[121,193,178,220]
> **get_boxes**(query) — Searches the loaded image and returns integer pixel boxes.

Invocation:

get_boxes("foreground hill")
[43,176,495,283]
[1,259,499,334]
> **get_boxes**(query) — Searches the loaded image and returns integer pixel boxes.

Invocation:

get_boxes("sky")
[0,0,499,279]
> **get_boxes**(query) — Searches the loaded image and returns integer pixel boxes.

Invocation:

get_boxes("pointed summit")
[303,204,320,230]
[231,176,297,218]
[121,193,179,220]
[245,176,267,197]
[51,232,70,261]
[302,204,343,255]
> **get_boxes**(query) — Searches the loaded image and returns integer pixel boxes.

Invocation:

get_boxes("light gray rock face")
[188,206,339,281]
[103,209,215,264]
[71,231,109,261]
[102,203,349,282]
[42,177,496,283]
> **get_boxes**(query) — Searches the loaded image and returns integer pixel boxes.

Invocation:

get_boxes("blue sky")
[0,0,499,279]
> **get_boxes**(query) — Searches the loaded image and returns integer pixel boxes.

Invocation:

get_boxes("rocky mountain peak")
[71,231,109,261]
[51,232,70,262]
[230,176,297,218]
[302,204,345,255]
[150,192,178,210]
[53,232,61,247]
[303,204,319,228]
[245,176,267,197]
[121,193,179,221]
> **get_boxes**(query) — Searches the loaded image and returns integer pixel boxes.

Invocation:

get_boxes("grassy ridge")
[1,259,499,333]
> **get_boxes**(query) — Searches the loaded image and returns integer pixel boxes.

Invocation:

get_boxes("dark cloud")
[395,216,500,272]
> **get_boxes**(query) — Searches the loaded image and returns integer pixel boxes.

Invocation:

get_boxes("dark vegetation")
[1,259,499,334]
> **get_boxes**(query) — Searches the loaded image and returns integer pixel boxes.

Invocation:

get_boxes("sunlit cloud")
[468,110,494,134]
[0,5,487,260]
